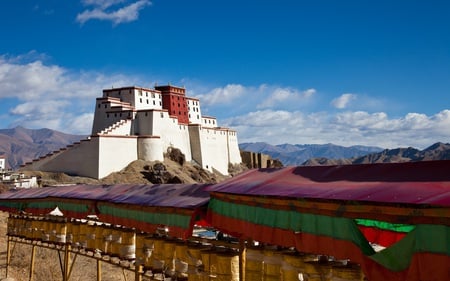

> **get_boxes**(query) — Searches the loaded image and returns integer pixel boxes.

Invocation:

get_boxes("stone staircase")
[98,119,132,135]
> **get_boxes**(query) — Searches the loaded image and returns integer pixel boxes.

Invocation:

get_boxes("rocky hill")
[303,142,450,166]
[0,126,86,169]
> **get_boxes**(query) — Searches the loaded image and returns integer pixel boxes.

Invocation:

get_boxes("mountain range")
[240,142,450,166]
[239,142,384,166]
[2,126,450,170]
[0,126,86,169]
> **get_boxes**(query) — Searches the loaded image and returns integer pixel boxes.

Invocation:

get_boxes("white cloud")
[193,84,316,113]
[223,109,450,149]
[2,53,449,149]
[76,0,151,25]
[81,0,126,9]
[331,93,356,109]
[195,84,246,106]
[257,87,316,109]
[0,53,142,134]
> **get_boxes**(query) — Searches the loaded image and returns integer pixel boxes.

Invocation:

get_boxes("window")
[98,104,100,108]
[140,98,142,103]
[153,101,156,105]
[107,114,109,118]
[146,100,149,104]
[160,113,164,118]
[104,104,107,109]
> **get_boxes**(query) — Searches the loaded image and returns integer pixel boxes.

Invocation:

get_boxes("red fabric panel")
[98,214,188,239]
[358,225,407,247]
[208,211,450,281]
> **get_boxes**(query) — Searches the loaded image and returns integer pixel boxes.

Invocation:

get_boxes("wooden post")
[135,264,143,281]
[29,245,36,281]
[63,244,70,281]
[97,259,102,281]
[6,236,10,277]
[239,239,246,281]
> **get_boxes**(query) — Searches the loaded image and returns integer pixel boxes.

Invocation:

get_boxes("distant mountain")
[0,126,86,169]
[348,142,450,164]
[239,142,384,166]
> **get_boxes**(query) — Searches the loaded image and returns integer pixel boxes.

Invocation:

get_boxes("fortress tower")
[21,85,242,179]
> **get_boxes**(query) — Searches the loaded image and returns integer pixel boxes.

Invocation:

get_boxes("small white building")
[21,85,242,179]
[1,171,38,188]
[0,155,5,171]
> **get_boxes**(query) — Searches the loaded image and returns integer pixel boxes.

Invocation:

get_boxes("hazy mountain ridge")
[3,127,450,170]
[239,142,384,166]
[0,126,86,169]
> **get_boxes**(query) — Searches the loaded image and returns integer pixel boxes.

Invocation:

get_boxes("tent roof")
[0,183,211,209]
[207,160,450,207]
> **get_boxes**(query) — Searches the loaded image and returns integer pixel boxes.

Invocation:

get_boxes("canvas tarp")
[206,160,450,281]
[0,183,211,238]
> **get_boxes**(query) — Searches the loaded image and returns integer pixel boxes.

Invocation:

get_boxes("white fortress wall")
[97,135,138,178]
[149,111,192,161]
[137,136,164,162]
[202,116,218,128]
[187,98,202,125]
[133,88,163,110]
[134,110,156,135]
[24,138,100,178]
[227,129,242,164]
[199,127,232,174]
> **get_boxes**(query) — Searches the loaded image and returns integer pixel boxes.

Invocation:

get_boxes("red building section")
[156,85,189,124]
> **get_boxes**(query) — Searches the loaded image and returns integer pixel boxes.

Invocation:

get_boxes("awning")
[0,183,211,239]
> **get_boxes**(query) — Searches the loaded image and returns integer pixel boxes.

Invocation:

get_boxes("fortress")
[21,85,242,179]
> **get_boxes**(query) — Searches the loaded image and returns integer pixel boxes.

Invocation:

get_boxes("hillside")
[0,126,86,169]
[303,142,450,166]
[239,142,383,166]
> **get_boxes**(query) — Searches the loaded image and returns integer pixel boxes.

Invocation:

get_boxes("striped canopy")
[206,160,450,281]
[0,183,211,238]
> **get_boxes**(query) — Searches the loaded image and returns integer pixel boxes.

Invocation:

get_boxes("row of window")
[188,114,201,120]
[106,112,132,118]
[188,100,199,106]
[204,119,216,125]
[139,98,162,106]
[138,90,161,99]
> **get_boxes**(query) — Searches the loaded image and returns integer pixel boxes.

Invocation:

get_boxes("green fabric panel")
[209,198,375,255]
[369,227,416,271]
[98,205,191,229]
[355,218,415,233]
[0,201,24,211]
[210,198,450,272]
[25,201,90,213]
[369,224,450,271]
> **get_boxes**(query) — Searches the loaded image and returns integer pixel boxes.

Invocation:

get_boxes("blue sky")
[0,0,449,149]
